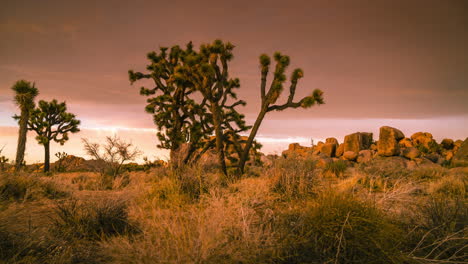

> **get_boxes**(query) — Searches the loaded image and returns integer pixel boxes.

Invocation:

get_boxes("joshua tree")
[55,151,68,172]
[11,80,39,171]
[129,43,212,165]
[24,100,80,172]
[237,52,324,173]
[175,40,250,175]
[0,145,9,172]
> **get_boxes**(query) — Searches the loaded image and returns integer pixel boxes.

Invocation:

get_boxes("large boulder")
[343,132,373,153]
[320,143,337,157]
[336,144,344,157]
[325,137,339,145]
[377,126,405,156]
[453,138,468,166]
[411,132,438,152]
[343,151,358,161]
[401,147,421,160]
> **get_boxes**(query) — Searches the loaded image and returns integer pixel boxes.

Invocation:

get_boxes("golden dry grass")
[0,157,467,263]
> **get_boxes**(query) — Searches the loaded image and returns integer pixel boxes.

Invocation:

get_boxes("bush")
[276,191,404,263]
[53,199,139,240]
[324,160,348,177]
[0,174,68,202]
[271,156,318,199]
[406,196,468,262]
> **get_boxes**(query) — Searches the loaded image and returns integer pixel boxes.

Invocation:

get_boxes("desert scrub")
[359,156,411,179]
[0,173,68,202]
[409,167,448,181]
[52,198,139,241]
[271,156,318,199]
[428,174,466,198]
[323,160,348,177]
[275,190,405,263]
[405,196,467,262]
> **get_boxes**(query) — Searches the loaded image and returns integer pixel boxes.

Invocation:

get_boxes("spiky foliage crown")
[11,80,39,109]
[24,99,80,145]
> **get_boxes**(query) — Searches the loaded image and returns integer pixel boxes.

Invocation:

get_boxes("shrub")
[271,156,318,199]
[276,191,404,263]
[406,196,467,262]
[53,199,139,240]
[0,174,68,202]
[324,160,347,177]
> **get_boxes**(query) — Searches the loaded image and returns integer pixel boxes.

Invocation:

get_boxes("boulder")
[411,132,438,152]
[343,132,373,153]
[320,143,337,157]
[424,153,442,164]
[282,143,311,158]
[336,144,344,157]
[357,150,373,163]
[377,126,405,156]
[399,138,413,148]
[343,151,358,161]
[325,137,339,145]
[444,151,454,161]
[453,138,468,166]
[370,143,377,151]
[441,138,454,150]
[402,147,421,160]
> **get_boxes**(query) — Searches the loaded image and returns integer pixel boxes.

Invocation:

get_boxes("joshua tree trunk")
[44,141,50,172]
[15,107,29,171]
[239,106,268,173]
[211,103,227,176]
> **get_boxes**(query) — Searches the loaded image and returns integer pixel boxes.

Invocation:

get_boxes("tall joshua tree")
[11,80,39,171]
[237,53,324,173]
[24,100,80,172]
[129,43,212,165]
[175,40,250,175]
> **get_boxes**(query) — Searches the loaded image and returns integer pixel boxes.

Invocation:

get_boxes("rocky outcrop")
[282,143,311,158]
[343,132,373,153]
[320,143,337,157]
[377,126,405,156]
[399,138,413,148]
[336,144,344,157]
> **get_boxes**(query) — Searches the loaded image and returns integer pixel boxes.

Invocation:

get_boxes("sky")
[1,0,467,163]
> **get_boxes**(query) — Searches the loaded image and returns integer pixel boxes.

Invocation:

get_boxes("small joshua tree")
[237,52,324,172]
[24,100,80,172]
[11,80,39,171]
[55,151,69,172]
[0,146,9,172]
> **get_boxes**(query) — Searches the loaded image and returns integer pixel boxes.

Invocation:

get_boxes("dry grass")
[0,155,467,263]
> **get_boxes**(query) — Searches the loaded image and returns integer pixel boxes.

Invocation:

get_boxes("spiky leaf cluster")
[24,100,80,145]
[11,80,39,110]
[129,43,212,155]
[175,40,251,163]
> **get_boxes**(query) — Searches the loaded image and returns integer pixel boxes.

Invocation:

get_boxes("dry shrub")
[275,190,405,263]
[410,167,448,181]
[406,196,468,263]
[323,160,348,177]
[101,177,279,264]
[0,173,68,202]
[270,156,318,199]
[428,174,466,198]
[359,156,410,179]
[53,198,139,241]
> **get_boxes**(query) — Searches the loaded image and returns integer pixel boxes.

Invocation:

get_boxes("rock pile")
[282,126,468,168]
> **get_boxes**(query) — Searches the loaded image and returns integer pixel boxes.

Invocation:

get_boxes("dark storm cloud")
[1,0,468,128]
